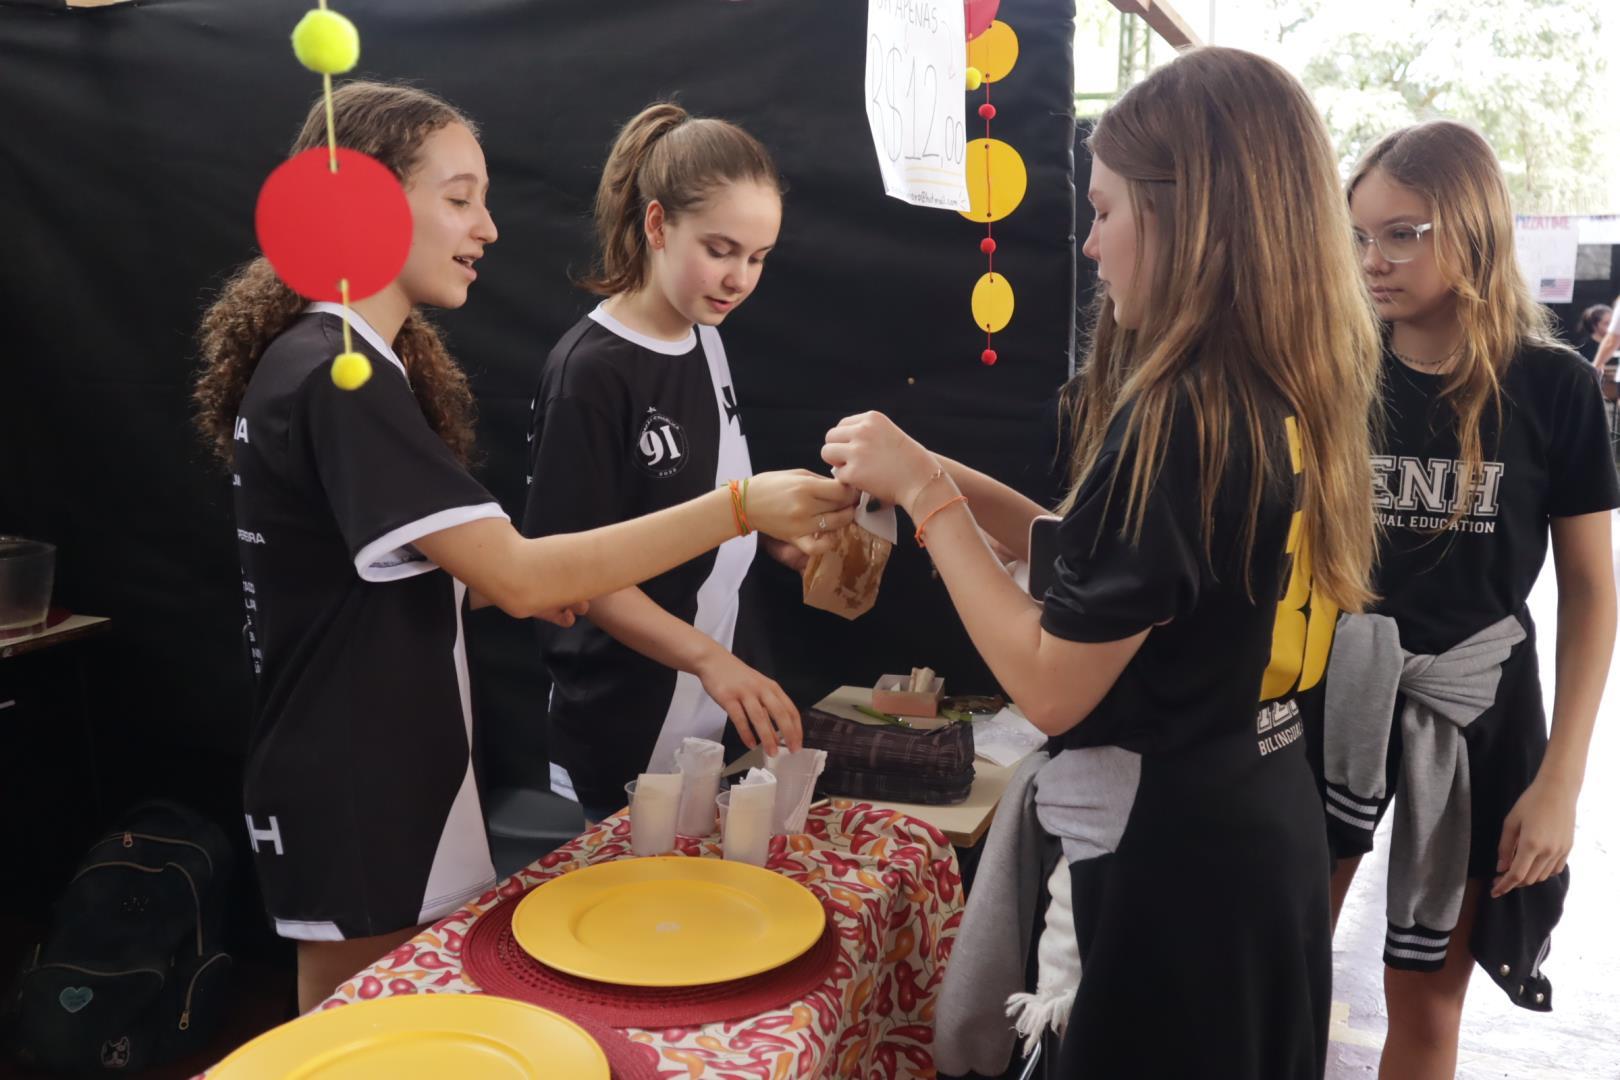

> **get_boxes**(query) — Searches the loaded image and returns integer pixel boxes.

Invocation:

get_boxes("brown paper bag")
[801,521,893,620]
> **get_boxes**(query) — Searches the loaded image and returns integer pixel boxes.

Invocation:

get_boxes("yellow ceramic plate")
[210,994,608,1080]
[512,856,826,987]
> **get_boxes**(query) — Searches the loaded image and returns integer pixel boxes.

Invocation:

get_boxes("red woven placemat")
[556,1008,662,1080]
[462,885,841,1029]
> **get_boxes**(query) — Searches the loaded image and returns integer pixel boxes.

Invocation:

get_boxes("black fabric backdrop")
[0,0,1077,927]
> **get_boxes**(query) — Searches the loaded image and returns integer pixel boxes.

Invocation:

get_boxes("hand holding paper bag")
[800,493,896,620]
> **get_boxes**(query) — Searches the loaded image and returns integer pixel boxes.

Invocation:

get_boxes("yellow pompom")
[331,351,372,390]
[965,66,984,91]
[291,9,360,75]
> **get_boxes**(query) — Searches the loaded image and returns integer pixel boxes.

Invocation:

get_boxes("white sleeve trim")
[353,502,509,583]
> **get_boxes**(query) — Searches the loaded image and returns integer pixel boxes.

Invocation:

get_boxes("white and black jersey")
[522,304,757,812]
[234,304,507,941]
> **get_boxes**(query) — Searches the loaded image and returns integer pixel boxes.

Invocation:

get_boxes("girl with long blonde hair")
[823,47,1379,1077]
[1321,119,1618,1079]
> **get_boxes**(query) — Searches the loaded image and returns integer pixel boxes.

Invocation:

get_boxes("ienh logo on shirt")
[1372,454,1506,535]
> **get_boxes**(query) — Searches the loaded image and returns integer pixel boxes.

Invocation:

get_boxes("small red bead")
[981,348,998,366]
[979,237,997,255]
[978,103,998,120]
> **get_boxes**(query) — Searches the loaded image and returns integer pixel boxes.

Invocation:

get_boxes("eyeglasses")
[1352,221,1433,265]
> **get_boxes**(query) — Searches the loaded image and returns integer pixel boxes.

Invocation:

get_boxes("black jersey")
[521,305,757,810]
[1036,393,1333,1079]
[1308,345,1620,997]
[234,305,506,940]
[1372,344,1619,654]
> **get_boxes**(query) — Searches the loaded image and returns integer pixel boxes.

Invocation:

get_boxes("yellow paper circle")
[972,273,1015,333]
[331,351,373,390]
[958,138,1028,223]
[292,9,360,75]
[966,20,1019,83]
[965,66,984,91]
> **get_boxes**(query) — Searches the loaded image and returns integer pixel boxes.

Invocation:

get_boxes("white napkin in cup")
[723,768,777,865]
[766,747,827,834]
[673,737,724,836]
[629,771,681,856]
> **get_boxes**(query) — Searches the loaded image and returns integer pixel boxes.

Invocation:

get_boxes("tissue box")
[871,673,945,718]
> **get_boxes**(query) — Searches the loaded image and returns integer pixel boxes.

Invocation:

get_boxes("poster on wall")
[1514,215,1579,303]
[864,0,971,210]
[1577,215,1620,246]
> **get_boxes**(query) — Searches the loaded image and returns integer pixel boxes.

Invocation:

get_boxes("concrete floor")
[1327,524,1620,1080]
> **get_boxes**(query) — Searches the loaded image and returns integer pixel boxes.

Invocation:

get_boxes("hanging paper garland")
[961,9,1023,366]
[253,2,413,390]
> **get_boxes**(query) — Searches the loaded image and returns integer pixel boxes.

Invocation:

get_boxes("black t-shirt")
[1372,344,1620,654]
[1575,338,1600,366]
[233,306,508,935]
[1041,392,1299,755]
[521,305,757,808]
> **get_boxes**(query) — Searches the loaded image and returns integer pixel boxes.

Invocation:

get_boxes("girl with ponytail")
[522,102,821,821]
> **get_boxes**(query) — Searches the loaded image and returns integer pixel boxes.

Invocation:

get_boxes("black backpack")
[11,801,234,1073]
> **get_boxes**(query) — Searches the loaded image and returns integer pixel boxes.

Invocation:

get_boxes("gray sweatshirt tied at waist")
[1323,611,1525,967]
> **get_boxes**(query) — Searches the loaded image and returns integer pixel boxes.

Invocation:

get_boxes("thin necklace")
[1392,345,1458,373]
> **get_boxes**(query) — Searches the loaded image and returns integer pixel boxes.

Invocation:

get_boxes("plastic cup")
[715,789,730,833]
[624,778,678,856]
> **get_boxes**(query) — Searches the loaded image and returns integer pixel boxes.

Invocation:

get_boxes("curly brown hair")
[194,82,480,467]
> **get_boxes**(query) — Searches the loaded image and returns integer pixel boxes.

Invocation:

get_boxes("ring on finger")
[818,515,828,531]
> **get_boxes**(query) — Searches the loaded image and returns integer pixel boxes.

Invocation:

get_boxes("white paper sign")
[865,0,971,211]
[1514,215,1579,303]
[1578,215,1620,246]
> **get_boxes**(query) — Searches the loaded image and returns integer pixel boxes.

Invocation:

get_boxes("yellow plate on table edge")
[209,994,608,1079]
[512,855,826,987]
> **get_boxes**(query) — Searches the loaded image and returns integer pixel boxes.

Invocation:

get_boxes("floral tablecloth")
[210,800,964,1079]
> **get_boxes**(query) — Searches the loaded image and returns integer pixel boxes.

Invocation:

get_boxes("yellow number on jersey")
[1261,416,1338,702]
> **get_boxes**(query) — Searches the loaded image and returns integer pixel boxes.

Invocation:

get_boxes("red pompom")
[979,237,997,255]
[981,348,999,366]
[978,103,998,121]
[255,148,412,302]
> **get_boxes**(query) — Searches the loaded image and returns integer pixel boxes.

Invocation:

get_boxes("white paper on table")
[863,0,971,212]
[674,737,724,836]
[972,708,1048,767]
[766,747,828,834]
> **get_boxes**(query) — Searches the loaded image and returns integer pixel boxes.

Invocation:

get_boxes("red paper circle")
[255,147,412,302]
[981,348,999,366]
[965,0,1000,41]
[980,237,998,255]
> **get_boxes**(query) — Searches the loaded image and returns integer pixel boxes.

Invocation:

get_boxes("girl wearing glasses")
[1323,120,1618,1077]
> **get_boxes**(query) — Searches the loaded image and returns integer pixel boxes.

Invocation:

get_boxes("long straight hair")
[1349,120,1560,528]
[1064,47,1380,613]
